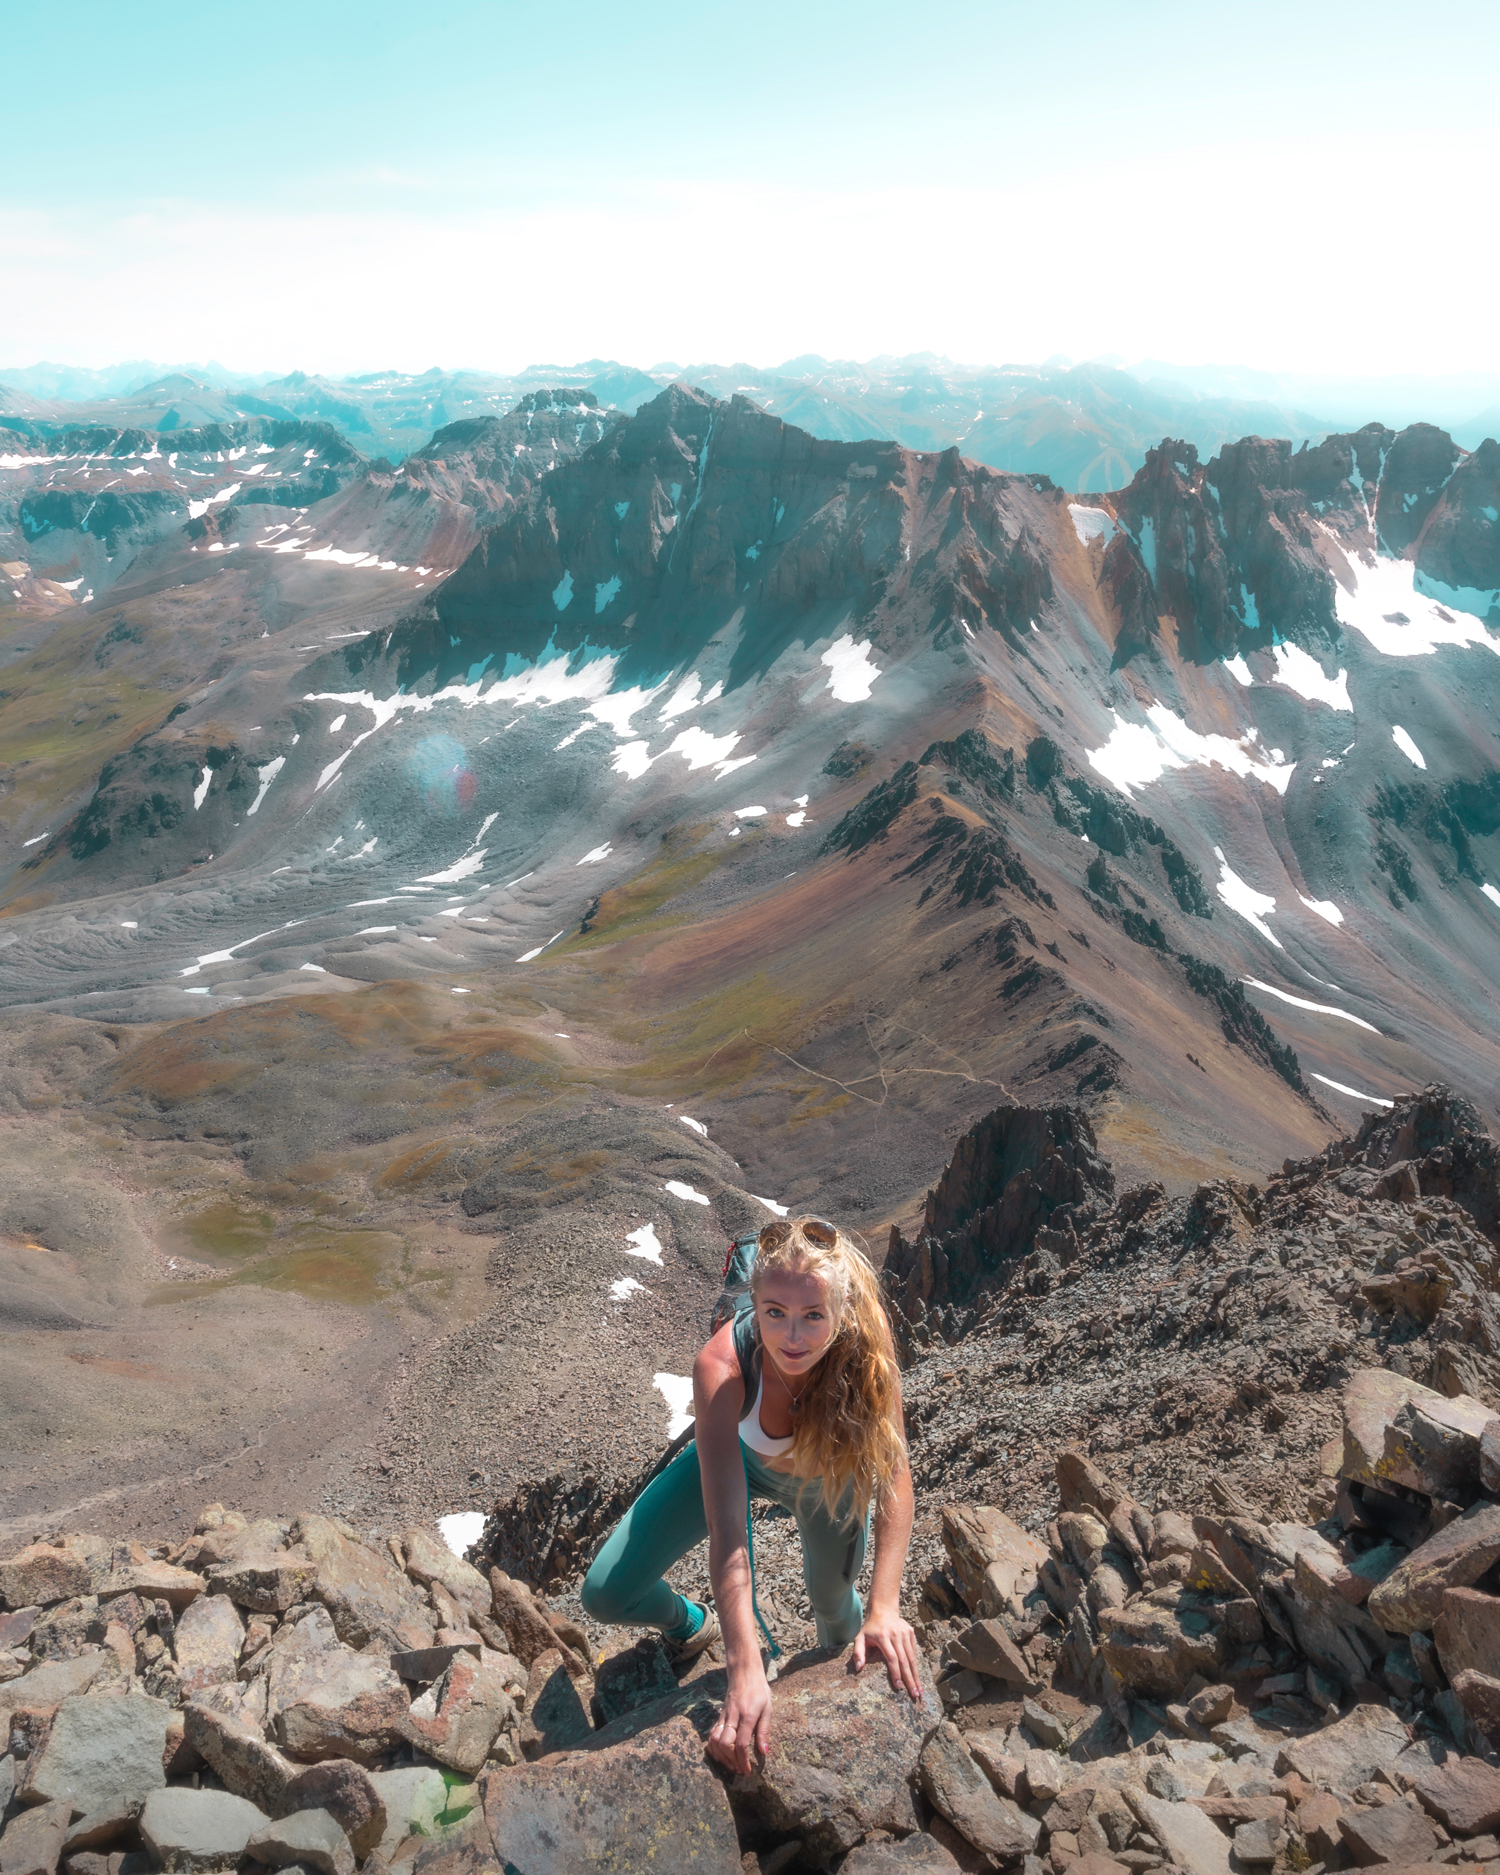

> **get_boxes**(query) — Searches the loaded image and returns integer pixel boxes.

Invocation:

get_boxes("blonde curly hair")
[750,1216,907,1523]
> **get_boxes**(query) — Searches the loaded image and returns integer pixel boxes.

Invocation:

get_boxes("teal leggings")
[581,1439,868,1648]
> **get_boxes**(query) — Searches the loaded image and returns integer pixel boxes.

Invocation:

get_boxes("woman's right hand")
[706,1662,772,1774]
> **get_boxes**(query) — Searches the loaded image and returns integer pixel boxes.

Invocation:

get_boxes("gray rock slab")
[139,1789,268,1873]
[1274,1703,1412,1792]
[22,1693,171,1814]
[842,1835,963,1872]
[919,1723,1036,1860]
[0,1656,119,1716]
[1125,1791,1232,1875]
[0,1801,73,1875]
[479,1713,740,1874]
[244,1809,354,1875]
[170,1598,243,1701]
[279,1761,386,1861]
[364,1770,458,1863]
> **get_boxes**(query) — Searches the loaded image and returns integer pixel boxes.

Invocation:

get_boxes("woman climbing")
[581,1215,923,1774]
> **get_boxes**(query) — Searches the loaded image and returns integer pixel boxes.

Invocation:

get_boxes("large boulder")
[1340,1369,1499,1502]
[946,1618,1039,1689]
[1339,1799,1441,1867]
[182,1701,294,1815]
[366,1768,465,1862]
[138,1788,269,1873]
[0,1550,88,1615]
[1452,1668,1500,1743]
[734,1650,937,1859]
[0,1653,120,1716]
[1414,1758,1500,1836]
[258,1606,409,1766]
[398,1653,514,1776]
[518,1647,594,1760]
[1434,1585,1500,1680]
[480,1712,740,1873]
[842,1836,963,1872]
[171,1594,244,1699]
[400,1530,489,1614]
[939,1506,1047,1617]
[1274,1703,1411,1791]
[0,1800,72,1875]
[16,1690,171,1814]
[203,1523,317,1614]
[245,1808,355,1875]
[918,1722,1037,1860]
[1366,1502,1500,1633]
[1124,1791,1232,1875]
[1095,1590,1223,1696]
[293,1518,434,1653]
[273,1652,410,1766]
[281,1760,388,1860]
[486,1569,584,1673]
[95,1561,204,1614]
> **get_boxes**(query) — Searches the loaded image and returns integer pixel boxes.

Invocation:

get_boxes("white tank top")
[738,1370,793,1458]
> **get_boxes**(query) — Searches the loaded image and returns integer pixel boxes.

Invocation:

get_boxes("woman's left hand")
[852,1607,924,1700]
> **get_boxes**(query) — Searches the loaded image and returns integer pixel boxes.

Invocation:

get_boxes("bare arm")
[692,1321,772,1771]
[852,1323,924,1699]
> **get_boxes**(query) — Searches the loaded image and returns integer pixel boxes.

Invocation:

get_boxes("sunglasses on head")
[759,1216,838,1249]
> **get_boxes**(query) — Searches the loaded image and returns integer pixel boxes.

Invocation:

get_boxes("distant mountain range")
[5,354,1495,493]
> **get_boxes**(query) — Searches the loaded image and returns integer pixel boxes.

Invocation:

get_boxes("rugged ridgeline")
[0,392,618,607]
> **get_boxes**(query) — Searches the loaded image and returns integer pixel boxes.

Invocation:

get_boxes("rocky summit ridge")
[6,1089,1497,1871]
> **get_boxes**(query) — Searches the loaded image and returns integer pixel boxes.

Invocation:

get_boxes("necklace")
[770,1354,812,1413]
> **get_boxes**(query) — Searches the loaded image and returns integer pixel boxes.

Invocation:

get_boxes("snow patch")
[578,843,613,864]
[516,929,566,962]
[610,1276,647,1303]
[420,849,487,884]
[552,570,574,610]
[437,1512,486,1558]
[821,633,882,702]
[1242,977,1381,1033]
[653,1372,695,1439]
[1088,706,1294,799]
[664,1179,711,1206]
[1213,848,1282,948]
[1481,883,1500,909]
[594,576,621,613]
[1298,893,1345,927]
[1223,655,1253,686]
[245,756,285,817]
[751,1195,789,1217]
[192,766,213,811]
[1311,1074,1394,1109]
[1068,504,1117,548]
[735,805,767,820]
[1271,642,1351,711]
[625,1224,663,1264]
[1392,725,1427,769]
[678,1115,708,1136]
[1334,545,1500,658]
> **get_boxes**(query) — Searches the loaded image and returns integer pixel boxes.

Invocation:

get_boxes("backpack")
[713,1232,761,1392]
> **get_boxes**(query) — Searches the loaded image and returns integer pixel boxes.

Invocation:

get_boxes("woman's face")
[754,1267,837,1379]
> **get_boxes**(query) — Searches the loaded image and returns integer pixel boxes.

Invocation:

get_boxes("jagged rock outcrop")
[885,1103,1116,1339]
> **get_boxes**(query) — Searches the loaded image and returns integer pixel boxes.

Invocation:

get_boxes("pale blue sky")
[4,0,1496,378]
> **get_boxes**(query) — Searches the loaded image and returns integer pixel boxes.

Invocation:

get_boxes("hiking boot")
[664,1604,721,1664]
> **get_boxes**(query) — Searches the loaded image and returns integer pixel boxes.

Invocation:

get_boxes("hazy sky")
[4,0,1496,380]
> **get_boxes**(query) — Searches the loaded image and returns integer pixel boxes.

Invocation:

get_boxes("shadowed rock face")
[884,1104,1115,1329]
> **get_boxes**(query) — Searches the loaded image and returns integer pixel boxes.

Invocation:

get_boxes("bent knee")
[579,1564,617,1623]
[581,1561,637,1625]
